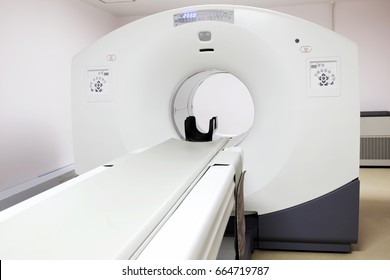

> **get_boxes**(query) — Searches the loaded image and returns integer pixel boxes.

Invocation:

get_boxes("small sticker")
[106,54,116,61]
[300,46,312,53]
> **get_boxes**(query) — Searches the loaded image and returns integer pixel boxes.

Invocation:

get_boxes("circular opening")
[171,70,254,146]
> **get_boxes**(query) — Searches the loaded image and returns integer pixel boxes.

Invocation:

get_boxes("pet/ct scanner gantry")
[0,5,360,259]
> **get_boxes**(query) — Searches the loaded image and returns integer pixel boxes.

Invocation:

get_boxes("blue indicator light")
[182,12,197,19]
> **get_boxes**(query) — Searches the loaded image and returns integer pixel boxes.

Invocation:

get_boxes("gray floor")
[217,237,236,260]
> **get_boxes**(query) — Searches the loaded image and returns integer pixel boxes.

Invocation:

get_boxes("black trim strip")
[199,48,214,52]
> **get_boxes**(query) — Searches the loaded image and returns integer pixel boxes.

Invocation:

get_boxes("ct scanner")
[0,5,360,259]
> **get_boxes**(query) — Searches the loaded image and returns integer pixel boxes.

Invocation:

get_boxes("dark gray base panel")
[256,178,360,253]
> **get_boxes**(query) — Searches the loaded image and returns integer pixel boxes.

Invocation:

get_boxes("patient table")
[0,139,243,259]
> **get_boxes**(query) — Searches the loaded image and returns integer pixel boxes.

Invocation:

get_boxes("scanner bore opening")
[171,70,254,146]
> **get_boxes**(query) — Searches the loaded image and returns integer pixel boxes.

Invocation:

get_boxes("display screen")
[182,12,197,19]
[173,10,234,26]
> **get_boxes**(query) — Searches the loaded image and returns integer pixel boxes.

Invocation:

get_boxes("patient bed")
[0,138,243,259]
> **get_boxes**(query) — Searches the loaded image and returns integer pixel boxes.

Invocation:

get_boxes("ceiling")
[79,0,359,17]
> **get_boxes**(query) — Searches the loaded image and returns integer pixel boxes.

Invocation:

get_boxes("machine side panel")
[257,179,360,252]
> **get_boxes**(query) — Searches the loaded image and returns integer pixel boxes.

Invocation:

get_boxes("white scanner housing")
[72,6,359,212]
[72,5,360,253]
[0,5,360,259]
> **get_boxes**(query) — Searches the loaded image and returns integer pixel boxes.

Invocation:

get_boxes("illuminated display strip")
[173,10,234,27]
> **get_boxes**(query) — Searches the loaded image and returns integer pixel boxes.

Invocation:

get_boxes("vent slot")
[199,48,214,52]
[360,137,390,160]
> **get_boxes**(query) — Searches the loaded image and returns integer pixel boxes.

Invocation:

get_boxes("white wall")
[0,0,118,192]
[334,0,390,111]
[273,3,333,30]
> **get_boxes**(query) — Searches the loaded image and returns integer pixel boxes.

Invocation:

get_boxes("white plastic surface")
[137,165,235,260]
[0,139,228,259]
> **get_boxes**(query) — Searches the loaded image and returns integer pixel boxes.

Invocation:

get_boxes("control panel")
[86,68,112,102]
[307,58,340,97]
